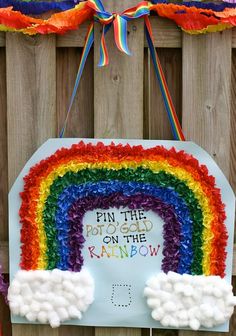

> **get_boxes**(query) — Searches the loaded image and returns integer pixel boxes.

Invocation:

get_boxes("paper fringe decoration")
[0,0,79,15]
[19,142,227,277]
[0,0,235,35]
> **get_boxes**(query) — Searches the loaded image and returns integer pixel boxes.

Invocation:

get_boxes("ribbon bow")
[87,0,150,66]
[60,0,185,142]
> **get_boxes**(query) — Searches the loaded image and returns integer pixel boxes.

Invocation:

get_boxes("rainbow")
[19,142,227,277]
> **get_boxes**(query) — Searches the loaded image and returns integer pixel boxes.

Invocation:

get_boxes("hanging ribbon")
[59,22,94,138]
[144,16,185,141]
[60,0,185,141]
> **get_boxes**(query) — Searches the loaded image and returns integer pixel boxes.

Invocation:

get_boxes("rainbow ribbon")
[144,17,185,141]
[59,22,94,138]
[60,0,185,141]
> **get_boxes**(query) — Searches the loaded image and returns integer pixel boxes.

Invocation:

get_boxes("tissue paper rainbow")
[8,140,236,329]
[19,142,227,276]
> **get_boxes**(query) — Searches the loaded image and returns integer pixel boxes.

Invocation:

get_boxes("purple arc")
[68,192,181,272]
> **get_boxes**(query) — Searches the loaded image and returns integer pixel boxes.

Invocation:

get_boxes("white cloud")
[8,268,94,327]
[144,272,236,330]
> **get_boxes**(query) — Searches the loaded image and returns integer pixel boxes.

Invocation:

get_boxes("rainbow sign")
[8,139,235,330]
[14,139,233,277]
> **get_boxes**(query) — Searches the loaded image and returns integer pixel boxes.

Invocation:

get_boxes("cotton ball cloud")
[8,268,94,327]
[144,272,236,330]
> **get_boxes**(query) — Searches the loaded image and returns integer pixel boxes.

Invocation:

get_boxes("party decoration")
[8,139,235,331]
[0,0,80,15]
[0,0,235,36]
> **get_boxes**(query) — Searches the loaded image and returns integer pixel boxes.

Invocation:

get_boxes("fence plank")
[57,47,94,137]
[57,23,90,48]
[6,32,57,336]
[145,18,181,48]
[57,18,181,49]
[144,48,182,139]
[6,33,57,186]
[0,241,8,273]
[230,49,236,241]
[59,326,94,336]
[94,19,143,138]
[94,0,143,335]
[0,47,7,242]
[0,33,5,47]
[182,31,232,175]
[181,29,233,336]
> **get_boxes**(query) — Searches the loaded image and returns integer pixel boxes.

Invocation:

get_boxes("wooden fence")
[0,0,236,335]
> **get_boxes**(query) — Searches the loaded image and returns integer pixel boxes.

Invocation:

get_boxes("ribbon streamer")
[144,16,185,141]
[59,21,94,138]
[59,0,185,141]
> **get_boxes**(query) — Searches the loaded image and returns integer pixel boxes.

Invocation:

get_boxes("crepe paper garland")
[152,0,236,11]
[19,142,227,278]
[1,0,236,16]
[0,0,80,15]
[0,0,235,35]
[144,272,236,330]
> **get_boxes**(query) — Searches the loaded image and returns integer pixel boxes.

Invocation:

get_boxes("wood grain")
[230,50,236,190]
[0,33,5,47]
[182,29,234,336]
[144,18,181,49]
[57,23,90,48]
[11,325,58,336]
[0,47,7,242]
[6,32,57,336]
[144,48,182,139]
[182,31,232,175]
[231,28,236,48]
[59,326,94,336]
[0,241,8,273]
[57,18,181,49]
[142,328,177,336]
[94,19,143,138]
[6,33,57,186]
[96,328,142,336]
[57,47,94,137]
[230,49,236,242]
